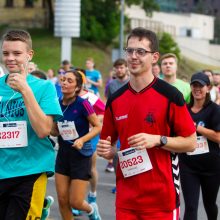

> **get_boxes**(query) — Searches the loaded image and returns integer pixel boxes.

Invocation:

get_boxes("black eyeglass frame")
[123,47,155,56]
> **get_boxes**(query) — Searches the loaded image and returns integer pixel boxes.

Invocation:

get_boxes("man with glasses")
[97,27,196,220]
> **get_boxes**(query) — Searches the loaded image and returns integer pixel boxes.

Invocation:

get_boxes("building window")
[186,29,192,37]
[5,0,13,7]
[25,0,34,8]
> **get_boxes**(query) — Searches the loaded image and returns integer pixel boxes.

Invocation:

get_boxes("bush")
[159,32,181,60]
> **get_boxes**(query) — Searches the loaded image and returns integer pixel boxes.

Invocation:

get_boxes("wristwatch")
[158,136,167,148]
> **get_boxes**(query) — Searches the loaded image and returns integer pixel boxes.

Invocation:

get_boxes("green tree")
[33,0,159,45]
[81,0,120,45]
[159,32,181,60]
[81,0,159,45]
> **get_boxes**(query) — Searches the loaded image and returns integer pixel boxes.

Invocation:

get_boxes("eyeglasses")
[124,47,154,57]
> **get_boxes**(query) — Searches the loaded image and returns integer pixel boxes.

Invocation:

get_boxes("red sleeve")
[170,102,196,136]
[100,105,118,144]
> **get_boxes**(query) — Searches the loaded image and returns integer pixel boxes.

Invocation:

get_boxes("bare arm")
[50,122,60,137]
[97,136,117,160]
[197,126,220,144]
[215,87,220,105]
[97,114,104,125]
[73,113,101,150]
[87,78,103,88]
[7,65,53,138]
[127,132,197,153]
[22,87,53,138]
[162,133,196,152]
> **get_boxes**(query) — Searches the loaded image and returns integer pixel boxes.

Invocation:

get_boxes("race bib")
[187,136,209,155]
[0,121,28,148]
[58,120,79,141]
[118,147,153,178]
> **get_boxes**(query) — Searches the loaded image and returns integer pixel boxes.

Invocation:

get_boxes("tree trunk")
[44,0,54,30]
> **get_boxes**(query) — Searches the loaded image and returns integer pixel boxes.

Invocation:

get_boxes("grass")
[29,29,112,78]
[1,27,219,83]
[178,57,220,81]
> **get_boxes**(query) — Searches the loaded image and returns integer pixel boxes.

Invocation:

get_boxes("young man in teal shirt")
[0,29,62,220]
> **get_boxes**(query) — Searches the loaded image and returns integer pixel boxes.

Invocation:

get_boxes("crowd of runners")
[0,27,219,220]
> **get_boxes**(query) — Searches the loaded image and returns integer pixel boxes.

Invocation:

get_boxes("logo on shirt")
[145,112,155,127]
[115,114,128,121]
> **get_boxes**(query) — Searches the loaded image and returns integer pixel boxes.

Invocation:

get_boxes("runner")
[0,29,62,219]
[179,72,220,220]
[71,69,105,216]
[51,70,102,220]
[97,27,196,220]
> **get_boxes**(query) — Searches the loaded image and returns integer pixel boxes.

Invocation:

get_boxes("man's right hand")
[97,136,115,160]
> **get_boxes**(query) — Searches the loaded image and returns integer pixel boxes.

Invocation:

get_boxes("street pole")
[54,0,81,63]
[119,0,125,58]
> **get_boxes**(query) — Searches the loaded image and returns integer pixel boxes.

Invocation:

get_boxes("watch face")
[161,136,167,146]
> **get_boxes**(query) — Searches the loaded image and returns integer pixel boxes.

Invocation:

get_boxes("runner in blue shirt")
[51,70,102,220]
[85,57,102,96]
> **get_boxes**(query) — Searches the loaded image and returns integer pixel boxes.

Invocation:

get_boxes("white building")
[126,5,220,66]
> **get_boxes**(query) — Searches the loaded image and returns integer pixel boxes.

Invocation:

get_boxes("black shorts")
[55,144,92,180]
[0,173,47,220]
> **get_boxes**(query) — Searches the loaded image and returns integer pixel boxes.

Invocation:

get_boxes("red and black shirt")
[101,77,195,212]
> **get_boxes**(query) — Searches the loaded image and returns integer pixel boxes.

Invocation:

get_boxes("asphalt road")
[46,156,219,220]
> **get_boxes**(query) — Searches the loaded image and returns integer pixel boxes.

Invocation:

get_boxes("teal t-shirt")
[85,69,102,95]
[172,79,191,103]
[0,74,63,179]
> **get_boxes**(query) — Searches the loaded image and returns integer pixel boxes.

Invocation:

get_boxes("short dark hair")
[160,53,178,63]
[126,27,159,52]
[113,58,127,67]
[2,29,32,50]
[152,63,160,67]
[62,60,70,65]
[31,70,47,80]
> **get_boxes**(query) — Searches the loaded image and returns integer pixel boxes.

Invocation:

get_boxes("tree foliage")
[80,0,159,45]
[159,32,181,60]
[81,0,120,45]
[33,0,159,45]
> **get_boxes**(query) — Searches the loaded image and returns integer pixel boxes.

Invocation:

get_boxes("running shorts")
[56,145,92,180]
[0,173,47,220]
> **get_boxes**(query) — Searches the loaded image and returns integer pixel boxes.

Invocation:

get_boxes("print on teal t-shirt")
[0,74,63,179]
